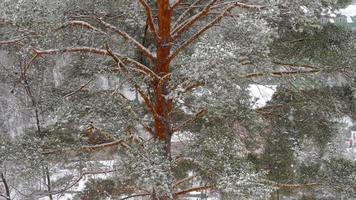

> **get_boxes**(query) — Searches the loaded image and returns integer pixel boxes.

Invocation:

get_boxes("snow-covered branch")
[138,0,160,43]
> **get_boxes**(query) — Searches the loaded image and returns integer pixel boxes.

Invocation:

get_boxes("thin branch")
[173,175,198,187]
[122,57,161,80]
[81,139,128,152]
[0,172,11,200]
[34,47,109,56]
[20,52,41,81]
[255,104,285,112]
[277,183,319,189]
[172,0,205,28]
[173,108,208,132]
[138,0,160,43]
[34,47,159,80]
[170,2,264,60]
[0,38,23,46]
[55,20,108,37]
[95,17,156,63]
[119,193,150,200]
[63,79,94,98]
[134,84,159,120]
[171,0,186,10]
[179,80,205,95]
[171,0,218,40]
[174,185,213,196]
[241,69,320,78]
[35,169,119,197]
[273,61,317,69]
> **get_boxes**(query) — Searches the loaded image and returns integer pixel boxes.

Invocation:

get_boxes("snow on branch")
[172,0,205,28]
[170,1,265,60]
[170,0,185,10]
[55,20,108,37]
[138,0,160,43]
[171,0,218,40]
[241,69,320,79]
[134,84,160,121]
[63,78,94,98]
[0,38,23,46]
[174,185,214,197]
[95,17,156,64]
[173,108,208,132]
[34,169,120,198]
[34,47,160,80]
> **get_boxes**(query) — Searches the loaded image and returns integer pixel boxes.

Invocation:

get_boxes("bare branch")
[35,47,109,56]
[138,0,160,43]
[134,84,160,121]
[95,17,156,63]
[171,0,218,40]
[273,61,318,69]
[172,0,205,29]
[0,38,23,46]
[241,69,320,78]
[119,193,150,200]
[277,183,319,189]
[179,80,205,94]
[64,79,94,98]
[56,20,108,37]
[35,169,119,197]
[34,47,160,80]
[173,175,198,187]
[171,0,186,10]
[173,108,208,132]
[122,57,161,80]
[174,185,213,196]
[81,139,128,152]
[170,2,265,60]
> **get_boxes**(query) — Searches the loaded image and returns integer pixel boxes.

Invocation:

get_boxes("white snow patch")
[247,84,276,109]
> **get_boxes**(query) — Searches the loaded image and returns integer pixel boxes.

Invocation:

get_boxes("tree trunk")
[151,1,173,199]
[154,0,173,155]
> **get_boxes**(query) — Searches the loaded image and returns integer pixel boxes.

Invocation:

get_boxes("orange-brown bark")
[153,0,174,151]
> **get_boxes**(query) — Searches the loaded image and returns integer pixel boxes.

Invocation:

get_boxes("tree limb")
[173,175,198,187]
[173,108,208,132]
[241,69,320,78]
[170,2,265,60]
[118,193,150,200]
[0,38,23,46]
[95,17,156,64]
[34,47,160,80]
[0,172,11,200]
[172,0,205,29]
[171,0,186,10]
[64,78,94,98]
[55,20,108,37]
[174,185,213,196]
[273,61,318,69]
[171,0,218,40]
[35,169,119,197]
[134,84,160,121]
[276,183,319,189]
[138,0,160,43]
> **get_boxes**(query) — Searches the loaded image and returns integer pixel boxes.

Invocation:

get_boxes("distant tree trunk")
[1,172,11,200]
[23,79,53,200]
[45,167,53,200]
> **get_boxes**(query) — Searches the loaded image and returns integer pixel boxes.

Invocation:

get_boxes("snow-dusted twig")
[63,78,94,98]
[138,0,160,43]
[173,108,208,132]
[171,0,218,40]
